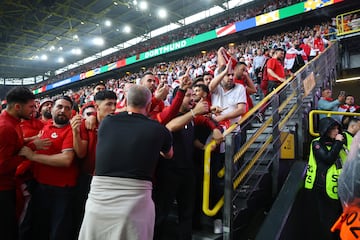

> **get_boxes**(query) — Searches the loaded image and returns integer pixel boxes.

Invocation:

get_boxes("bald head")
[127,85,152,109]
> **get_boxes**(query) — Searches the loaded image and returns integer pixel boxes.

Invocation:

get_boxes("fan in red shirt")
[19,96,77,240]
[234,62,257,111]
[0,86,35,240]
[267,48,286,95]
[140,71,169,119]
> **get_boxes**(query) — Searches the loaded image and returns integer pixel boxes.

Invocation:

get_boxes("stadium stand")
[1,0,360,239]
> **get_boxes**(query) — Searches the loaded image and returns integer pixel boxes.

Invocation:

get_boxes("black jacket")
[312,117,343,187]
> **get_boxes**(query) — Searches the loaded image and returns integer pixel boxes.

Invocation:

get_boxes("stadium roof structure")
[0,0,228,79]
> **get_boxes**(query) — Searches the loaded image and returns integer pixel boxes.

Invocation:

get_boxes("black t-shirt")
[95,111,172,181]
[159,114,195,169]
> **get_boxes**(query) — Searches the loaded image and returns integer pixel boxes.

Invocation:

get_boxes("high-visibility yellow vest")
[304,137,346,200]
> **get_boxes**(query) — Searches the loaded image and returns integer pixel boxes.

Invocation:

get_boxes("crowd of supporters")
[18,20,335,112]
[29,0,303,90]
[1,5,359,238]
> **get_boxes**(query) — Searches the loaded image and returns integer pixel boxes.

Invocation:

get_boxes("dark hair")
[94,81,106,89]
[203,71,213,77]
[274,48,285,52]
[192,77,205,86]
[6,86,35,105]
[142,71,154,77]
[193,84,209,94]
[94,90,117,101]
[172,86,180,99]
[53,95,73,108]
[236,61,247,67]
[81,103,95,112]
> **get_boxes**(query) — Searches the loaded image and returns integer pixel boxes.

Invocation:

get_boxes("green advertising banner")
[125,30,217,65]
[279,2,304,19]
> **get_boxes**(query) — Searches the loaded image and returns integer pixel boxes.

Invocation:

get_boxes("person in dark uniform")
[304,117,345,240]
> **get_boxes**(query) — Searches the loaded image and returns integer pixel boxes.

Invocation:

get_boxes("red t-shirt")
[235,76,253,110]
[33,124,78,187]
[149,96,165,120]
[314,37,325,53]
[154,89,185,125]
[0,111,25,190]
[267,58,285,83]
[79,119,99,175]
[300,43,311,57]
[20,117,44,138]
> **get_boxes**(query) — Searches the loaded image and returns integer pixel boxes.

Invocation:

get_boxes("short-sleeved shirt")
[33,124,77,187]
[267,58,285,83]
[95,112,172,181]
[211,84,247,125]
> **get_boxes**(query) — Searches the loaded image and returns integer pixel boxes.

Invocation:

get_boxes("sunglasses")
[86,112,95,116]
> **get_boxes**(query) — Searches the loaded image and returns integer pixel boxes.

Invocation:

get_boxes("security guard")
[305,117,346,240]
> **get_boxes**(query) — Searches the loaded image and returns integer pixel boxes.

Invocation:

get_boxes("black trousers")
[19,183,75,240]
[72,173,92,239]
[154,167,196,240]
[0,189,17,240]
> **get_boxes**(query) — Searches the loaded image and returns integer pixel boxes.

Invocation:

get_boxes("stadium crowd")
[1,3,359,239]
[30,0,303,90]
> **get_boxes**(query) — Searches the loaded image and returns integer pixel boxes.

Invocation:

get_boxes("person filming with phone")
[318,88,345,120]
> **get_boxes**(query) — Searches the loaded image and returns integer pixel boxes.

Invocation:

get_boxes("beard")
[54,115,69,125]
[221,81,234,90]
[21,114,32,120]
[42,111,52,119]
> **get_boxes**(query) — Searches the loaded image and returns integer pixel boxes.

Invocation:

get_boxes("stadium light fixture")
[58,57,65,63]
[93,37,105,46]
[40,54,48,61]
[71,48,82,55]
[158,8,167,19]
[105,20,112,27]
[123,25,131,33]
[139,1,148,10]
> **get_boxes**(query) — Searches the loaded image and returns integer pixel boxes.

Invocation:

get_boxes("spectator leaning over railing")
[318,88,345,121]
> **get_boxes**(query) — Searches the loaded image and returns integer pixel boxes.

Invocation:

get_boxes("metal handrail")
[308,110,360,137]
[336,9,360,36]
[202,73,297,216]
[202,43,337,217]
